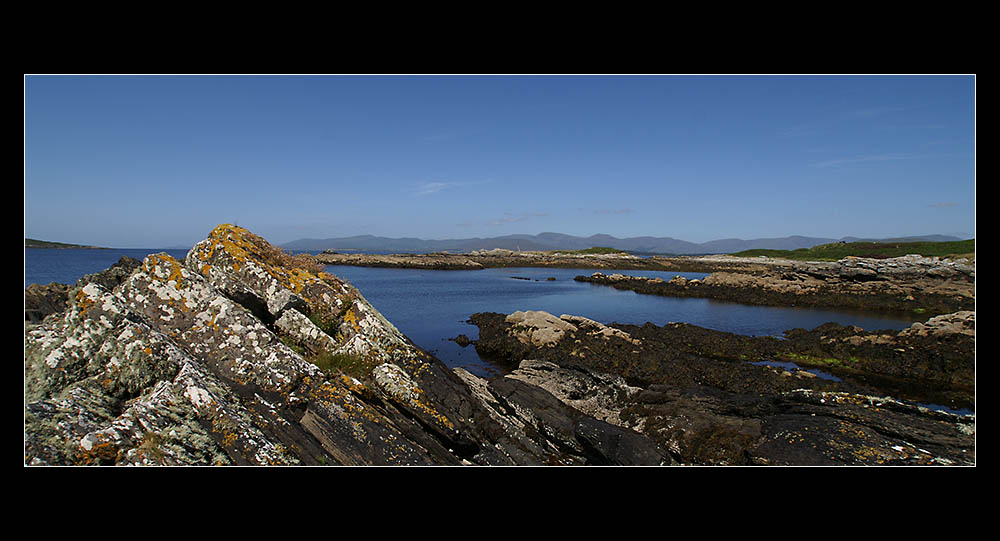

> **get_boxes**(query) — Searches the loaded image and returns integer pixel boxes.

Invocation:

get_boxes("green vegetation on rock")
[310,351,367,380]
[731,239,975,262]
[552,246,629,255]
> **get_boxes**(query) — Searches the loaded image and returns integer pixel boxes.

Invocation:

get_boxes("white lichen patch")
[44,348,65,369]
[185,385,215,408]
[373,363,420,403]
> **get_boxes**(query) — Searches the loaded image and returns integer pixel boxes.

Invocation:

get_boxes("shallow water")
[327,265,925,378]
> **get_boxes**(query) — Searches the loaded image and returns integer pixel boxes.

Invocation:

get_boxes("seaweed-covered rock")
[470,309,976,465]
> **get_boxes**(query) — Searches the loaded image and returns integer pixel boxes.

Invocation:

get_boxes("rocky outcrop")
[24,256,141,323]
[24,224,672,466]
[312,250,667,271]
[25,283,70,323]
[649,253,976,278]
[470,309,975,465]
[577,254,975,316]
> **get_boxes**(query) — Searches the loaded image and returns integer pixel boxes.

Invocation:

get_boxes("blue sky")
[24,75,975,248]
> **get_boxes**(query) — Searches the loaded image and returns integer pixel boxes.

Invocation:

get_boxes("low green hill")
[551,246,629,255]
[25,238,107,249]
[731,239,975,262]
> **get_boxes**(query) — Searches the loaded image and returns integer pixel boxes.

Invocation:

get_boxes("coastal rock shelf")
[469,309,975,465]
[575,254,975,317]
[24,226,975,466]
[312,249,669,270]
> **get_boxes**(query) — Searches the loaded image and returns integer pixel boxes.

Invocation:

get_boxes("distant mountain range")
[281,233,967,255]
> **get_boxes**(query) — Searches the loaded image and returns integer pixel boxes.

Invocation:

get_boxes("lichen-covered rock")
[27,224,674,466]
[267,289,310,319]
[77,256,143,291]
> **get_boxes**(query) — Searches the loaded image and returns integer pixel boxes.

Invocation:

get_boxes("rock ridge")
[576,253,974,316]
[25,225,672,466]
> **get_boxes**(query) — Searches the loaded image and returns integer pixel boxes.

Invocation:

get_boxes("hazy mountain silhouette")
[282,232,966,255]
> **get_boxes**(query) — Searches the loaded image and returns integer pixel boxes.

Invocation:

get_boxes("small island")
[25,238,107,250]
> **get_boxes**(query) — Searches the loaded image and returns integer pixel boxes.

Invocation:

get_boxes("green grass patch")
[552,246,629,255]
[309,311,341,337]
[310,351,368,380]
[781,352,867,370]
[732,239,975,261]
[280,334,369,380]
[280,336,307,356]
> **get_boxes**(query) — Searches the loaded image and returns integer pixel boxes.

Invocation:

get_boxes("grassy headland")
[549,246,629,255]
[25,238,107,249]
[731,239,975,262]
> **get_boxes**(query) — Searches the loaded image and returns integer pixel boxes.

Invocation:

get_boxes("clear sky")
[24,74,975,248]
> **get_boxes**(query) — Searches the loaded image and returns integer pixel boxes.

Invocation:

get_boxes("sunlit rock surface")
[25,224,672,466]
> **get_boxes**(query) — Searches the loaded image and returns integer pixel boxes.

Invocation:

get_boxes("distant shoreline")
[25,239,109,250]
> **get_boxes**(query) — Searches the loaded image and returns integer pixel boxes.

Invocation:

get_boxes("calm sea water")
[327,265,924,377]
[25,249,923,379]
[25,248,192,288]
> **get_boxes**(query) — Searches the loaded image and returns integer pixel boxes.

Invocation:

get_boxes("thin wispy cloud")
[582,208,635,215]
[457,212,548,228]
[816,153,924,168]
[844,104,919,119]
[779,103,925,139]
[488,212,547,226]
[415,179,492,196]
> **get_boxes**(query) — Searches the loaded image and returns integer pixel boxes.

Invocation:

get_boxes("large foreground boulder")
[24,224,670,466]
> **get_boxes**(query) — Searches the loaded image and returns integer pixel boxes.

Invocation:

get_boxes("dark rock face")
[25,283,70,323]
[24,224,672,466]
[77,256,143,291]
[470,309,975,465]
